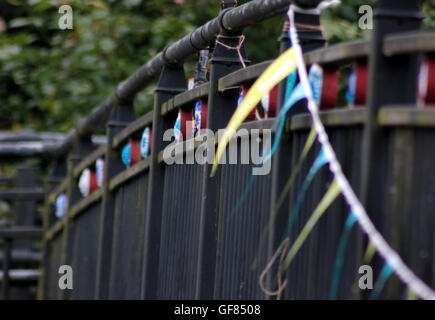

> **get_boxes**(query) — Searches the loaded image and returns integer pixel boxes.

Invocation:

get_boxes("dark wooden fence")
[0,167,43,299]
[1,0,435,300]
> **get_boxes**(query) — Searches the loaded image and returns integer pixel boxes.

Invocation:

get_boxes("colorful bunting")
[211,47,297,176]
[279,178,341,274]
[330,211,357,300]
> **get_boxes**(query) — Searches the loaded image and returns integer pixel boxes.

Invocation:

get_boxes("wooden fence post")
[196,2,250,299]
[11,166,39,299]
[37,159,67,299]
[13,166,39,251]
[267,12,325,298]
[58,138,95,300]
[95,101,136,299]
[1,238,12,299]
[360,0,423,299]
[141,62,187,299]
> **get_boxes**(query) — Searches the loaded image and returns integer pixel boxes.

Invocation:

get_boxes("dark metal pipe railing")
[0,132,106,159]
[0,142,58,159]
[0,131,66,142]
[50,0,322,159]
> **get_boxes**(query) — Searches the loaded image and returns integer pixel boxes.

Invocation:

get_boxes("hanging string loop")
[215,34,247,68]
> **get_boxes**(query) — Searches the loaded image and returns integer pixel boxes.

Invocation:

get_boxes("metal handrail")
[49,0,313,159]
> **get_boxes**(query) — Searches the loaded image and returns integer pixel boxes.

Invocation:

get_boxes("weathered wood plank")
[304,40,370,66]
[45,219,64,242]
[73,145,106,178]
[109,158,151,191]
[112,111,154,149]
[290,108,366,131]
[218,61,271,91]
[384,31,435,57]
[378,106,435,127]
[0,227,43,239]
[172,83,209,111]
[0,189,45,201]
[48,179,68,204]
[218,40,370,92]
[69,188,103,219]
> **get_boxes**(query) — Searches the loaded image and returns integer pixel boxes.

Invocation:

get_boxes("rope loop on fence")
[259,237,290,299]
[215,34,246,68]
[295,23,323,33]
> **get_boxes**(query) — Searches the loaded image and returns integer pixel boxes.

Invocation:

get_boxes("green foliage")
[0,0,433,133]
[0,0,220,132]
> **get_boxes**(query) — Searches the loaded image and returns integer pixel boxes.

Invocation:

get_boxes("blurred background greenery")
[0,0,434,134]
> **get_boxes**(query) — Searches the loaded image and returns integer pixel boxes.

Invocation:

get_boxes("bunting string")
[369,262,395,300]
[287,5,435,300]
[252,126,317,270]
[278,179,342,276]
[273,127,317,215]
[260,178,342,297]
[363,241,377,265]
[330,211,357,300]
[282,149,329,239]
[226,56,300,220]
[211,47,297,177]
[213,1,435,301]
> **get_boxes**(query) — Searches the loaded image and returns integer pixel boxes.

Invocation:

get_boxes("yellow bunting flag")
[363,241,376,265]
[279,178,342,273]
[211,48,297,177]
[273,126,317,215]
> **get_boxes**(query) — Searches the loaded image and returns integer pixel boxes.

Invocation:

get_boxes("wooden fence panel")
[109,173,149,299]
[156,164,203,299]
[214,138,272,299]
[46,233,63,300]
[70,202,101,299]
[284,120,364,299]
